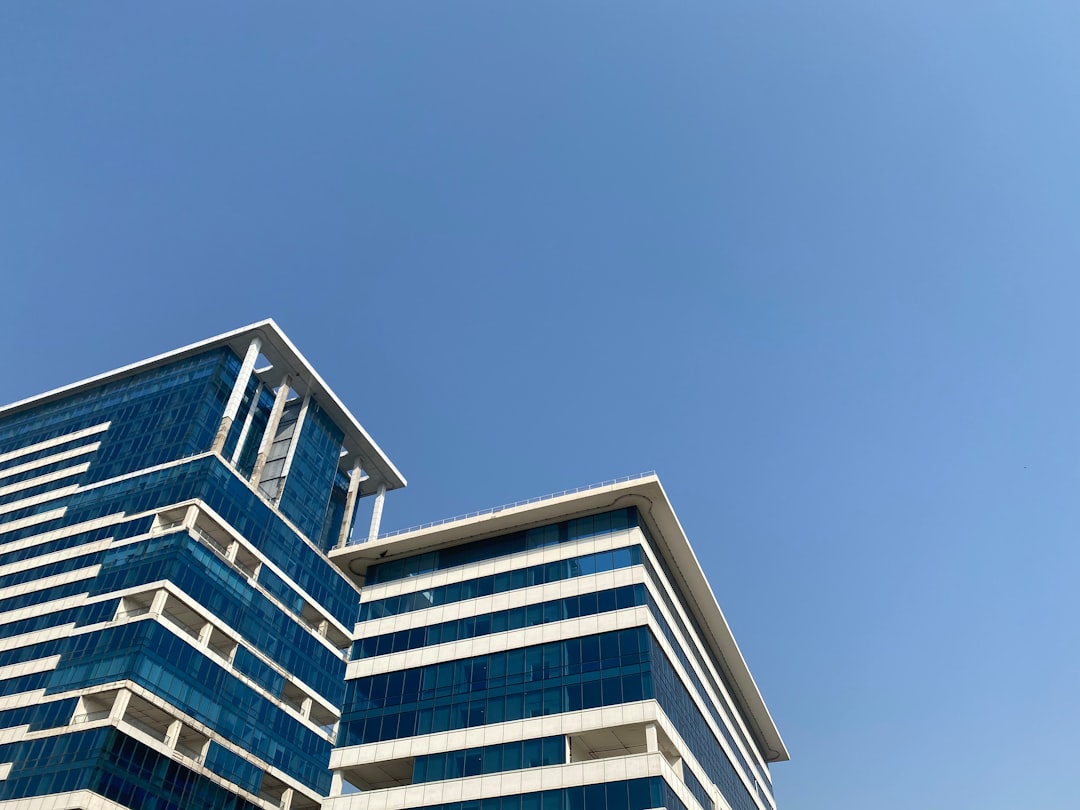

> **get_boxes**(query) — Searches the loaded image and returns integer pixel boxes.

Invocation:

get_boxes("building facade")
[0,322,404,809]
[0,323,786,810]
[327,478,786,810]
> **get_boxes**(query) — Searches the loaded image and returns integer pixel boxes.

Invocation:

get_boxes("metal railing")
[370,471,657,542]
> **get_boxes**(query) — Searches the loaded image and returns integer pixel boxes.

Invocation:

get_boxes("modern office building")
[0,322,787,810]
[0,321,404,810]
[327,477,787,810]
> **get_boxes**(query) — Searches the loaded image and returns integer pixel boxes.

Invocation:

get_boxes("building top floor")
[0,319,405,498]
[330,474,789,765]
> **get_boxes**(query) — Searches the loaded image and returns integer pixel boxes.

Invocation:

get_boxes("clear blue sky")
[2,3,1078,808]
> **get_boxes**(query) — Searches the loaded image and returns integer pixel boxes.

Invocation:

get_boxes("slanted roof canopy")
[0,319,405,495]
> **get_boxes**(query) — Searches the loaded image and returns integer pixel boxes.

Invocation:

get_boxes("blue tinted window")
[0,727,266,808]
[359,548,643,622]
[413,736,564,783]
[278,402,344,548]
[204,741,263,794]
[45,620,332,794]
[367,508,637,585]
[364,778,681,810]
[354,587,639,660]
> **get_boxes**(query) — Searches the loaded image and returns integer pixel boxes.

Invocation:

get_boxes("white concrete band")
[0,422,110,466]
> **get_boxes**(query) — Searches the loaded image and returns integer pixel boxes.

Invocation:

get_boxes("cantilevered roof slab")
[0,319,405,495]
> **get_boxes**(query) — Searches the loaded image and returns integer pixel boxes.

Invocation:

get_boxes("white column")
[212,337,262,454]
[336,459,364,549]
[273,393,310,505]
[250,376,292,486]
[109,690,132,723]
[645,722,659,753]
[165,719,183,749]
[182,504,199,530]
[230,382,263,465]
[367,482,387,542]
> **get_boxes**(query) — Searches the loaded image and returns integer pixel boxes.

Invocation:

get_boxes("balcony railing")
[366,471,657,543]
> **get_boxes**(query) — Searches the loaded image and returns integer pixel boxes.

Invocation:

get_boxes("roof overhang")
[330,474,788,762]
[0,319,405,495]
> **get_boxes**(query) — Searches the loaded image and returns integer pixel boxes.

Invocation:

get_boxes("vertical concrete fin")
[212,336,262,454]
[250,375,291,486]
[336,459,364,549]
[367,482,387,543]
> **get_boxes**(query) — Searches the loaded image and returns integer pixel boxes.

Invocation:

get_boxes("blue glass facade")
[338,505,781,810]
[0,328,381,810]
[412,737,565,783]
[341,628,652,747]
[358,546,642,622]
[235,385,275,480]
[0,350,235,485]
[390,777,686,810]
[1,326,783,810]
[340,624,761,810]
[641,561,771,797]
[365,508,637,585]
[353,584,646,660]
[0,728,263,810]
[45,621,331,793]
[277,402,345,549]
[1,456,360,626]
